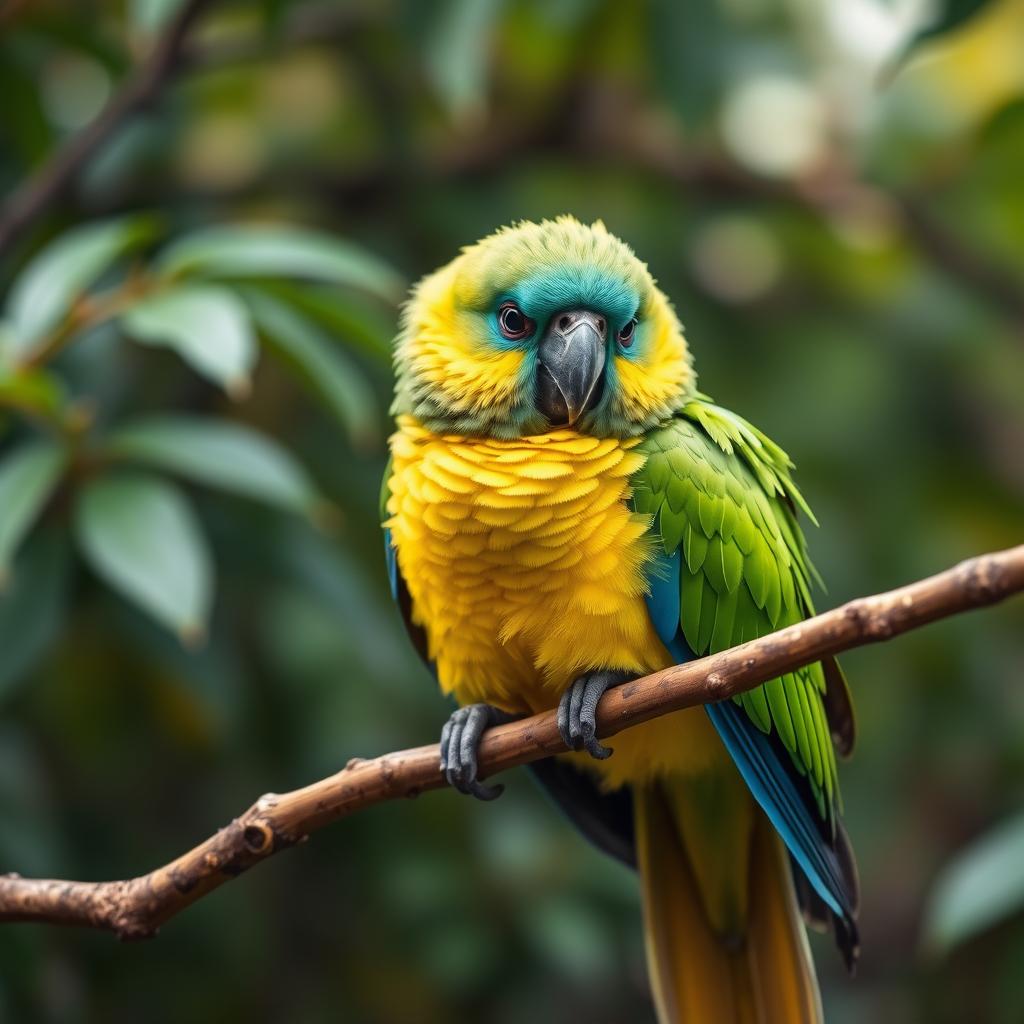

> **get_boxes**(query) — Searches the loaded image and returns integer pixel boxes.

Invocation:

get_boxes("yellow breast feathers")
[385,415,669,710]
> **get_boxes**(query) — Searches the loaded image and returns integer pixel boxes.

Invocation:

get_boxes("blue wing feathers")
[705,700,852,918]
[384,526,436,675]
[646,547,681,646]
[642,580,855,924]
[384,527,399,602]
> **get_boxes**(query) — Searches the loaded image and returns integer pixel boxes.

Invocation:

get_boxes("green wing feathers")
[633,397,851,820]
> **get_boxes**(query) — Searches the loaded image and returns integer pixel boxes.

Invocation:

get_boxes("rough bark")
[1,544,1021,939]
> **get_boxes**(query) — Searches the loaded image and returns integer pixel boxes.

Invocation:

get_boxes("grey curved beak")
[535,309,607,426]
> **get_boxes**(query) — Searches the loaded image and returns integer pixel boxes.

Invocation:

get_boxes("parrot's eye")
[497,302,534,340]
[617,318,638,349]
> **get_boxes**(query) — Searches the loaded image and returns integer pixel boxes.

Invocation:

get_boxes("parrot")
[381,216,858,1022]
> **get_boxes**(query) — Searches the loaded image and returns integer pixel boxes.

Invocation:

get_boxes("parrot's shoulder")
[632,392,821,635]
[632,394,818,628]
[633,394,815,529]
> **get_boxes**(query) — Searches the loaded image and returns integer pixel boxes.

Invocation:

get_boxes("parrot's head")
[393,216,694,438]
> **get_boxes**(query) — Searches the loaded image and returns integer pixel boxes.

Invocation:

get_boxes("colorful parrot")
[381,217,858,1022]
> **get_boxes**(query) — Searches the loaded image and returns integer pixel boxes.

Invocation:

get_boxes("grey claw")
[557,688,575,749]
[467,779,504,801]
[438,703,513,801]
[559,670,630,760]
[568,680,585,746]
[445,709,467,787]
[578,714,612,759]
[439,716,453,772]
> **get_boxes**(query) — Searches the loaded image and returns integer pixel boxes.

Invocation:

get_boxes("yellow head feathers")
[393,216,694,438]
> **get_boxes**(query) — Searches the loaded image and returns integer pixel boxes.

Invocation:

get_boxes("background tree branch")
[0,0,212,259]
[19,1,1016,338]
[1,544,1021,941]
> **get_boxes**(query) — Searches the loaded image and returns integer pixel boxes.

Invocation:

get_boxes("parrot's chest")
[385,417,669,709]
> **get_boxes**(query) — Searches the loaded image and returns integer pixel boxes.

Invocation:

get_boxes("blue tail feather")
[642,556,855,926]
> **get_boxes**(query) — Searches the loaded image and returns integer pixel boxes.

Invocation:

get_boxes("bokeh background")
[1,0,1023,1021]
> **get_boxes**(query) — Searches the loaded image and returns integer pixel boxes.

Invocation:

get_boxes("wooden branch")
[1,544,1022,938]
[0,0,212,259]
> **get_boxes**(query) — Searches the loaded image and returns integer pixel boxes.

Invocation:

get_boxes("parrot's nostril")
[597,317,605,333]
[559,315,571,331]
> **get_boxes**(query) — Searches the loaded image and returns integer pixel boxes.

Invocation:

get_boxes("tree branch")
[0,0,212,260]
[0,544,1021,938]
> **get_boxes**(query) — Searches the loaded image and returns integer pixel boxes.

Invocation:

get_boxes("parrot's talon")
[468,778,505,801]
[438,703,514,800]
[580,720,613,760]
[558,670,631,760]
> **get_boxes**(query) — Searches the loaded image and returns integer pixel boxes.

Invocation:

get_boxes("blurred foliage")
[0,215,395,640]
[923,810,1024,956]
[0,1,1022,1022]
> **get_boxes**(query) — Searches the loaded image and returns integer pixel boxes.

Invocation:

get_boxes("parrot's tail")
[635,781,823,1024]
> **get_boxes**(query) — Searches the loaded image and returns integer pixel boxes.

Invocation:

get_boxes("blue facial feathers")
[499,264,640,340]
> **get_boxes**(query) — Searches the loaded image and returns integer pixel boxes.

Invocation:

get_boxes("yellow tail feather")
[636,783,823,1024]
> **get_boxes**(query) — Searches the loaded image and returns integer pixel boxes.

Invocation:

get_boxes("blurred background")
[0,0,1022,1021]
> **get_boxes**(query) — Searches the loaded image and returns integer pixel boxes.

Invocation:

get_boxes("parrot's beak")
[535,309,607,426]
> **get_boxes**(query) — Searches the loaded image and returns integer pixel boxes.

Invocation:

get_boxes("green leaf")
[120,284,256,395]
[259,281,393,360]
[106,415,321,516]
[158,225,404,304]
[244,289,380,448]
[4,215,160,357]
[0,440,67,580]
[0,530,68,702]
[74,474,212,641]
[922,812,1024,957]
[0,366,68,420]
[426,0,504,123]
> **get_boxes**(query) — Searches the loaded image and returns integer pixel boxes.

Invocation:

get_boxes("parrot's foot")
[558,670,632,760]
[439,703,515,801]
